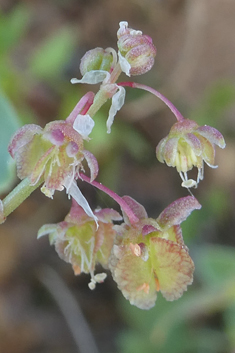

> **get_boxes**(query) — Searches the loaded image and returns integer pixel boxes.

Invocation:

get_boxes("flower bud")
[80,47,114,76]
[117,21,156,76]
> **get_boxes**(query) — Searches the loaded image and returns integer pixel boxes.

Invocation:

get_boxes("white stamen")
[94,272,107,283]
[88,279,96,290]
[181,179,197,189]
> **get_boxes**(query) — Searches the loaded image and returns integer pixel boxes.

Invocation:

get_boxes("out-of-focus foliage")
[189,80,235,126]
[29,27,77,81]
[0,92,20,193]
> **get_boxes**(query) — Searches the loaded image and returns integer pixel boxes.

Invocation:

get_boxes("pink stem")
[79,173,139,225]
[118,81,185,123]
[66,92,95,124]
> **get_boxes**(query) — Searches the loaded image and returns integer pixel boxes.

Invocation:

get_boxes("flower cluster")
[156,119,226,187]
[0,21,226,310]
[109,196,200,309]
[38,199,122,289]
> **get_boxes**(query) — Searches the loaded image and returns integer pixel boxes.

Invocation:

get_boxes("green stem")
[86,89,109,118]
[0,177,42,223]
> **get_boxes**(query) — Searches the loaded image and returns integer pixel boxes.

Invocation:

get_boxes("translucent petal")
[8,124,42,158]
[198,135,216,166]
[197,125,226,148]
[106,86,126,133]
[82,149,99,182]
[73,114,95,139]
[184,133,202,156]
[71,70,110,85]
[157,196,201,230]
[156,136,168,163]
[37,224,59,239]
[64,179,98,225]
[95,208,122,223]
[122,196,148,220]
[163,137,179,166]
[118,51,131,76]
[15,134,52,182]
[150,238,194,301]
[142,224,159,236]
[160,225,185,246]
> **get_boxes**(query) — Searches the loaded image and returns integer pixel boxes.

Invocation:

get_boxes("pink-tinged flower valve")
[117,21,157,76]
[156,119,226,187]
[8,118,98,199]
[109,196,201,309]
[38,199,122,289]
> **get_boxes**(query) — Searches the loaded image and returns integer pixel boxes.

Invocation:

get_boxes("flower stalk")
[80,173,139,225]
[118,81,185,122]
[0,177,43,223]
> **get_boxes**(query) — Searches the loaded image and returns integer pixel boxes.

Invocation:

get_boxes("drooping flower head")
[38,199,122,288]
[156,119,226,187]
[8,116,98,199]
[109,196,201,309]
[117,21,157,76]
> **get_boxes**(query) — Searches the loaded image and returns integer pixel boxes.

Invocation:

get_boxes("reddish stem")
[79,173,139,225]
[66,92,95,124]
[118,81,185,122]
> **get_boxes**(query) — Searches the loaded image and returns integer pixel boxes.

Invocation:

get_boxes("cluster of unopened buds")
[0,22,226,309]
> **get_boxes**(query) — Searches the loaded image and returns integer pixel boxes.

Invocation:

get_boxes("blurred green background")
[0,1,235,352]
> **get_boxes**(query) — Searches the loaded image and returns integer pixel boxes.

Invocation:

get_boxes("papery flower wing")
[150,238,194,301]
[156,136,168,163]
[197,135,216,167]
[122,195,148,222]
[8,124,42,158]
[15,134,52,182]
[37,222,68,244]
[37,224,59,239]
[196,125,226,149]
[58,222,96,274]
[110,245,157,309]
[95,223,117,267]
[71,70,110,85]
[42,145,73,191]
[157,196,201,230]
[82,150,99,182]
[65,198,89,224]
[95,208,122,223]
[184,133,202,156]
[162,137,179,166]
[106,86,126,133]
[142,224,159,236]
